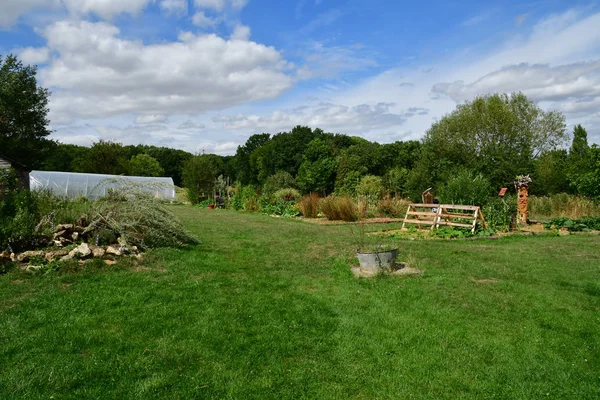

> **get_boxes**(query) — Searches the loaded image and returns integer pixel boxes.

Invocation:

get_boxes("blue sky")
[2,0,599,154]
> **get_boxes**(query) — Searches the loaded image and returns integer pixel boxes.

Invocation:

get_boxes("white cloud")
[194,0,225,11]
[214,102,410,136]
[432,60,600,103]
[230,24,250,40]
[192,11,217,27]
[135,114,168,124]
[40,20,294,123]
[160,0,188,16]
[61,0,154,19]
[15,47,50,65]
[178,120,206,129]
[0,0,58,29]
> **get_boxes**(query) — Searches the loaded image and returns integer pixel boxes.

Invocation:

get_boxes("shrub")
[357,175,385,200]
[298,193,320,218]
[376,197,409,218]
[263,171,296,195]
[544,216,600,231]
[85,189,198,249]
[439,169,491,206]
[482,196,517,232]
[319,195,358,221]
[272,188,301,203]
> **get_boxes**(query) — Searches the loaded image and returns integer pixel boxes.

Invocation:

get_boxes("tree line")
[2,53,599,204]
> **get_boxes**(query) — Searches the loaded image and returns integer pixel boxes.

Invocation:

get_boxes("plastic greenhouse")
[30,171,175,201]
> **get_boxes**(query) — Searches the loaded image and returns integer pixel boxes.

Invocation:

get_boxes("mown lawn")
[1,206,599,399]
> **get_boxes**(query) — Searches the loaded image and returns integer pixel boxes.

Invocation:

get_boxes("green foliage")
[357,175,385,200]
[409,92,567,196]
[568,145,600,203]
[319,195,358,221]
[296,158,337,195]
[438,169,491,206]
[182,154,217,205]
[532,149,569,195]
[383,166,410,198]
[0,54,52,169]
[544,217,600,232]
[74,140,129,175]
[128,153,165,177]
[272,188,301,203]
[482,196,517,232]
[262,171,296,195]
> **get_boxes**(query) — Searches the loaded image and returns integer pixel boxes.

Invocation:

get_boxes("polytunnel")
[29,171,175,201]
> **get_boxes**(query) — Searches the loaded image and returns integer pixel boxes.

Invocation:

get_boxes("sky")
[1,0,600,155]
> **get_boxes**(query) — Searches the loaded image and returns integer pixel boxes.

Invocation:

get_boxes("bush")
[376,197,409,218]
[263,171,296,195]
[439,169,491,206]
[482,196,517,232]
[357,175,385,200]
[298,193,320,218]
[319,195,358,221]
[272,188,301,203]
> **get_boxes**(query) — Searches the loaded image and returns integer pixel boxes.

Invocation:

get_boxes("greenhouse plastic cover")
[30,171,175,200]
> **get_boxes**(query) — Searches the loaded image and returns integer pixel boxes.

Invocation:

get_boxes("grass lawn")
[1,206,599,399]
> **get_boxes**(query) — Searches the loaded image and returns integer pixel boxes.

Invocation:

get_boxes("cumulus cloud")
[40,20,294,123]
[213,102,409,134]
[192,11,217,27]
[431,60,600,103]
[0,0,58,28]
[15,47,50,65]
[61,0,153,19]
[230,24,251,40]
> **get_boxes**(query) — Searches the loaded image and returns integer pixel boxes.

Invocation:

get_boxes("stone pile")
[1,224,143,272]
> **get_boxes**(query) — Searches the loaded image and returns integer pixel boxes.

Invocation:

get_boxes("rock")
[16,250,44,263]
[54,224,73,232]
[53,230,67,239]
[60,254,74,262]
[70,243,92,258]
[78,259,94,265]
[24,265,42,272]
[92,247,105,258]
[104,259,117,266]
[71,232,79,241]
[106,246,122,256]
[45,250,68,261]
[55,224,74,233]
[559,228,570,236]
[53,240,63,247]
[0,251,11,260]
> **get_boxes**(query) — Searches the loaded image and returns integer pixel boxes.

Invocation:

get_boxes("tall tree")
[0,54,52,168]
[407,92,567,200]
[128,154,165,177]
[73,140,129,175]
[182,154,217,204]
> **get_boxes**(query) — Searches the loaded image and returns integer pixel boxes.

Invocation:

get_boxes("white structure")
[30,171,175,200]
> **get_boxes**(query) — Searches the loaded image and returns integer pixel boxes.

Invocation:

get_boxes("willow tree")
[408,92,567,200]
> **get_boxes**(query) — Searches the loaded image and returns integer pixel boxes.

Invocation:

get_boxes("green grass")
[1,206,600,399]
